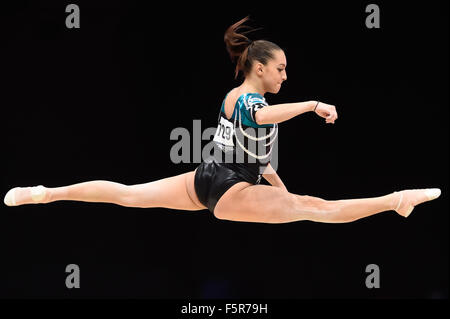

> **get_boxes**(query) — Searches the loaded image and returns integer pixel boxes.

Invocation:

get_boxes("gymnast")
[3,16,441,224]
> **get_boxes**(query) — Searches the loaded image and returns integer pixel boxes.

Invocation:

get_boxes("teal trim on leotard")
[220,92,273,128]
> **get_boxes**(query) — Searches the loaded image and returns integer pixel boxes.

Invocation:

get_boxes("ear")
[255,62,264,76]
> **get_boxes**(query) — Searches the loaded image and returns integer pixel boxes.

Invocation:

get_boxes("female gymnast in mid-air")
[4,17,441,223]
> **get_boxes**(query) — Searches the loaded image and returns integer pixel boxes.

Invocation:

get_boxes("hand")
[314,102,338,124]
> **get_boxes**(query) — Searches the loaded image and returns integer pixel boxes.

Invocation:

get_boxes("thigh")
[214,182,296,223]
[127,171,207,211]
[186,168,208,210]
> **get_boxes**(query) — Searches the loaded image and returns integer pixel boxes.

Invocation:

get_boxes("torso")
[214,87,277,183]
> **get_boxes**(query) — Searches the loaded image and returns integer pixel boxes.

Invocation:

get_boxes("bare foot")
[3,185,50,207]
[392,188,441,217]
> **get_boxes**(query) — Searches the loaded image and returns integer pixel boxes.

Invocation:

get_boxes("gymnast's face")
[256,50,287,94]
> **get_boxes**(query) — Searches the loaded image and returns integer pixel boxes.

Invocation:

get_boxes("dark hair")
[224,16,282,79]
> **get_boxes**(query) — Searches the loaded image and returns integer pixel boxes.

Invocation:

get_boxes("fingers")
[325,111,338,124]
[317,103,338,124]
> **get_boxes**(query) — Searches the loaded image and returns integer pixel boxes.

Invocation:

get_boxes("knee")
[309,197,348,222]
[304,195,329,208]
[295,195,339,214]
[117,185,141,207]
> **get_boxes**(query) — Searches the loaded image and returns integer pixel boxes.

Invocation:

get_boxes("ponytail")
[224,16,282,79]
[224,16,253,79]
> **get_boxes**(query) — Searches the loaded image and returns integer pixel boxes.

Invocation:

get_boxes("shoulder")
[243,93,268,107]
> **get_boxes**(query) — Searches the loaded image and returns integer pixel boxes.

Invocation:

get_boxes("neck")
[241,76,265,96]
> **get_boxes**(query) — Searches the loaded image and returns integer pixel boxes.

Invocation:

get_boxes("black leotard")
[194,92,278,213]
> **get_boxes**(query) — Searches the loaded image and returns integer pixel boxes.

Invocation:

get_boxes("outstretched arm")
[262,163,287,191]
[255,101,338,125]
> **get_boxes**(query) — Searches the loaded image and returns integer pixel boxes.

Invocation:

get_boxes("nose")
[282,71,287,82]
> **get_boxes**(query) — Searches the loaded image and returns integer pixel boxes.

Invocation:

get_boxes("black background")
[0,0,448,302]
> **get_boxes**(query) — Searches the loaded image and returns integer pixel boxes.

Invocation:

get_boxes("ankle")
[45,187,68,203]
[387,192,399,211]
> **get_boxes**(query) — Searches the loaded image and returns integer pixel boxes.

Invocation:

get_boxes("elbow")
[255,111,266,125]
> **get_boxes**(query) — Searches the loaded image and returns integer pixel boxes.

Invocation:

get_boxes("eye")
[277,68,284,72]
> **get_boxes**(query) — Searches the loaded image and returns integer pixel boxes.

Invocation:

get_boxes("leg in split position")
[3,171,206,211]
[3,175,441,223]
[213,183,442,224]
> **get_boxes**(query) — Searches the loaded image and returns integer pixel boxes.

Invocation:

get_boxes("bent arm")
[255,101,317,125]
[262,163,287,191]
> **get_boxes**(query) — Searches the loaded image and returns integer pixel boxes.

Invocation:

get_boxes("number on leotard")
[225,126,231,140]
[213,117,235,147]
[221,124,226,139]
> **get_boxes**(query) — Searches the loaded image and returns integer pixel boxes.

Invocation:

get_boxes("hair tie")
[313,101,320,112]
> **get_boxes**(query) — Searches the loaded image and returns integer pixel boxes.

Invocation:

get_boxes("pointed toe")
[4,188,18,206]
[425,188,441,201]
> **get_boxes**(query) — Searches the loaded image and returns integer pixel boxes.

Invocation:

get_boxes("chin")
[270,87,281,94]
